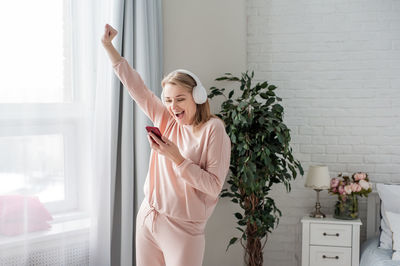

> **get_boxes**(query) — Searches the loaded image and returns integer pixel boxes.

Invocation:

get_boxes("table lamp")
[304,165,331,218]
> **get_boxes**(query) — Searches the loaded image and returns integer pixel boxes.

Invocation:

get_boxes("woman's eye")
[165,98,184,103]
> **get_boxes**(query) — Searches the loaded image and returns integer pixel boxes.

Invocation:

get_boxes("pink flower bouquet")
[329,172,372,201]
[330,172,372,220]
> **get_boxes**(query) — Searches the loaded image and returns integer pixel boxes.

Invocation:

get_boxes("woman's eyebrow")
[165,94,186,98]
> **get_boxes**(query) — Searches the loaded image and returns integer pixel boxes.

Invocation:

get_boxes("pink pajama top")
[113,58,231,222]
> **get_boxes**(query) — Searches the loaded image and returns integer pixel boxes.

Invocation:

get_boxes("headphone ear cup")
[173,69,207,104]
[192,85,208,104]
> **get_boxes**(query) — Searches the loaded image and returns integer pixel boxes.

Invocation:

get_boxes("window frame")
[0,0,96,217]
[0,104,93,214]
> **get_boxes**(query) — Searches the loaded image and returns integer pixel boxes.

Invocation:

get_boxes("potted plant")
[208,71,304,266]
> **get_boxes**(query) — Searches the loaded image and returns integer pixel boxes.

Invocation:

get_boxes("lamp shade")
[304,165,331,189]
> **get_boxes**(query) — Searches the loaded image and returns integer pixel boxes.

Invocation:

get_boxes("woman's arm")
[101,24,122,65]
[174,121,231,198]
[101,24,170,129]
[148,121,231,198]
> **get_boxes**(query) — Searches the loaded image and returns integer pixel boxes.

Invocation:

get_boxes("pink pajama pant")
[136,200,206,266]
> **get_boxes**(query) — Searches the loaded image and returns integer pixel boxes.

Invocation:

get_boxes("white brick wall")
[247,0,400,265]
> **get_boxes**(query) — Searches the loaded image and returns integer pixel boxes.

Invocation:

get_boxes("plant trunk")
[245,227,263,266]
[244,193,263,266]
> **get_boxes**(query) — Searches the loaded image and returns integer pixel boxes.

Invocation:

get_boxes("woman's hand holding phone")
[146,126,184,165]
[145,126,165,143]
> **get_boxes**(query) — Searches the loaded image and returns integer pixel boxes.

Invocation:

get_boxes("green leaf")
[266,98,275,106]
[246,78,251,89]
[229,90,234,99]
[238,219,247,226]
[236,227,244,233]
[226,237,238,252]
[235,212,243,220]
[260,81,268,88]
[232,184,238,192]
[221,191,235,197]
[272,104,284,113]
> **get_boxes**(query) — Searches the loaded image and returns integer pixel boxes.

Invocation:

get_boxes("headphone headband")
[174,69,202,87]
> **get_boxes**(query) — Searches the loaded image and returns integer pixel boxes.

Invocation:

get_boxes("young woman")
[101,24,231,266]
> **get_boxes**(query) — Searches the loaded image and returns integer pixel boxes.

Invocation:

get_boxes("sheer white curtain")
[0,0,163,264]
[0,0,121,265]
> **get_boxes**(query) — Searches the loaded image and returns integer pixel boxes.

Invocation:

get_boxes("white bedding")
[360,237,400,266]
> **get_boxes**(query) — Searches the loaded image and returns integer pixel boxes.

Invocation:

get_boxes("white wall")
[162,0,247,265]
[164,0,400,265]
[247,0,400,265]
[162,0,247,114]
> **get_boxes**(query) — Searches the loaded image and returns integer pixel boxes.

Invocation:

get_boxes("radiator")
[0,237,89,266]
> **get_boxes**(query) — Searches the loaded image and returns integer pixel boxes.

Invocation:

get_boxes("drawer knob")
[322,255,339,260]
[323,232,339,237]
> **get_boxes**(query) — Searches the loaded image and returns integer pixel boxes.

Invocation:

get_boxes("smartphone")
[145,126,165,143]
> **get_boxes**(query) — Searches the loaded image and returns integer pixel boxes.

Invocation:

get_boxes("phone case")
[145,126,165,143]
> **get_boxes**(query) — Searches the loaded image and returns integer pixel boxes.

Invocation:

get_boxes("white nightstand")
[301,215,362,266]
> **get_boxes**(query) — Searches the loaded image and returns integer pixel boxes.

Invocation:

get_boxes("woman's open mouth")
[175,111,185,120]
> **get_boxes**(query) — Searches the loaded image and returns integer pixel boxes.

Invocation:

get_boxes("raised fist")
[101,24,118,46]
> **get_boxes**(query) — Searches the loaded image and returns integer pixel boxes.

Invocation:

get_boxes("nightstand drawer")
[309,246,351,266]
[310,223,352,247]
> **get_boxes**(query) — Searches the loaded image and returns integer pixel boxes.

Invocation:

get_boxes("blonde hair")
[161,71,215,130]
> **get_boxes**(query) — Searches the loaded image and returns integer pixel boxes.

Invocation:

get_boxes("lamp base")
[309,210,326,218]
[309,189,326,218]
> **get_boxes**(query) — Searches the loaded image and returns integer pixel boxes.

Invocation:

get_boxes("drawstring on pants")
[143,206,159,233]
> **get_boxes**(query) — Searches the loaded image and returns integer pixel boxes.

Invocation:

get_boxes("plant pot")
[333,194,358,220]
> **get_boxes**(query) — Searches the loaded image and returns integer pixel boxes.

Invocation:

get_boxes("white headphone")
[161,69,208,105]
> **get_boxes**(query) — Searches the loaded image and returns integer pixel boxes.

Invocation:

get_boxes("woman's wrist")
[174,155,185,166]
[102,42,122,66]
[102,41,113,48]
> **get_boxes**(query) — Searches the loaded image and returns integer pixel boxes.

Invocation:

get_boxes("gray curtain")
[110,1,163,265]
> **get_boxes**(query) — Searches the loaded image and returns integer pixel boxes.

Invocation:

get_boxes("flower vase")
[334,194,358,220]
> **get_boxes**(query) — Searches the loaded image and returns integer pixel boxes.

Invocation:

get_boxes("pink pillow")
[0,195,53,236]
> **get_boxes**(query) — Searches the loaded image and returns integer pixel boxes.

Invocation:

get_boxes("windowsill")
[0,213,90,250]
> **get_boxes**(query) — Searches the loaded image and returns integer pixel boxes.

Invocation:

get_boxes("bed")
[360,191,400,266]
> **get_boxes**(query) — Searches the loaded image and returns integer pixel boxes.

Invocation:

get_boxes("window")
[0,0,92,215]
[0,0,72,103]
[0,134,65,202]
